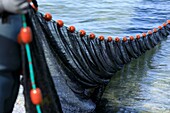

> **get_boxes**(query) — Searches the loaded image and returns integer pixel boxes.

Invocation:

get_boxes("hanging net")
[22,7,170,113]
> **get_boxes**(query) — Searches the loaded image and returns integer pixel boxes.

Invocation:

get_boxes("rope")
[20,1,42,112]
[21,14,42,113]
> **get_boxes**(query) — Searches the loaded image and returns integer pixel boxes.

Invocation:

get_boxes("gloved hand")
[0,0,29,14]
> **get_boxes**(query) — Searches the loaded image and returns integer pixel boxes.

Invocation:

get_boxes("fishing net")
[22,7,170,113]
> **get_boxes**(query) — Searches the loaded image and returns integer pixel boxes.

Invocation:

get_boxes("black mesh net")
[22,8,170,113]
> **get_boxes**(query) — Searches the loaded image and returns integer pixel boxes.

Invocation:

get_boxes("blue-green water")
[38,0,170,112]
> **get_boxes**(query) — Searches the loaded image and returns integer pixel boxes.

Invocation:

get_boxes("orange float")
[163,23,167,27]
[89,33,95,39]
[136,34,140,39]
[142,33,147,37]
[123,36,127,42]
[57,20,64,27]
[147,30,152,35]
[129,36,134,41]
[107,36,112,42]
[158,26,162,29]
[99,36,104,41]
[19,27,32,44]
[68,26,76,33]
[79,30,86,37]
[115,37,120,42]
[153,28,157,33]
[30,88,42,105]
[44,13,52,21]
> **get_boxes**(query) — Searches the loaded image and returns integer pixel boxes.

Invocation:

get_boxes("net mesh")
[22,8,170,113]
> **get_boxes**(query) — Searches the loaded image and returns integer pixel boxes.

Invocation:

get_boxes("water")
[37,0,170,112]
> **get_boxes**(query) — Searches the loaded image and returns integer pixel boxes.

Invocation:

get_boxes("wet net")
[22,8,170,113]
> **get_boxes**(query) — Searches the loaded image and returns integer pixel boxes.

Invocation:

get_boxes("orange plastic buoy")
[79,30,86,37]
[20,27,32,44]
[142,33,146,37]
[115,37,120,42]
[167,20,170,24]
[158,26,162,29]
[44,13,52,21]
[163,23,167,27]
[57,20,64,28]
[147,30,152,35]
[129,36,134,41]
[99,35,104,41]
[123,36,127,42]
[68,26,76,33]
[89,33,95,39]
[30,88,42,105]
[107,36,112,42]
[136,34,140,39]
[153,28,157,33]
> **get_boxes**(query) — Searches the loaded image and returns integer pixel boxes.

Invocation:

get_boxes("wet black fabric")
[165,24,170,35]
[123,40,138,58]
[136,38,147,53]
[129,40,142,56]
[22,9,170,113]
[143,35,152,50]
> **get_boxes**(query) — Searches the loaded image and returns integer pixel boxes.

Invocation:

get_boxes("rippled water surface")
[38,0,170,112]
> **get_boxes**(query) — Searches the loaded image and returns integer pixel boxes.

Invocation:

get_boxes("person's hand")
[0,0,29,14]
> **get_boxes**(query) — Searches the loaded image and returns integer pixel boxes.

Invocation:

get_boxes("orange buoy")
[99,35,104,41]
[57,20,64,27]
[142,33,146,37]
[136,34,140,39]
[30,88,42,105]
[158,26,162,29]
[68,26,76,33]
[44,13,52,21]
[167,20,170,24]
[153,28,157,33]
[107,36,112,42]
[147,30,152,35]
[89,33,95,39]
[115,37,120,42]
[123,36,127,42]
[20,27,32,44]
[163,23,167,27]
[129,36,134,41]
[79,30,86,37]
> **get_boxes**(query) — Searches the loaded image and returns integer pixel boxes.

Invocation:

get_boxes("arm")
[0,0,29,14]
